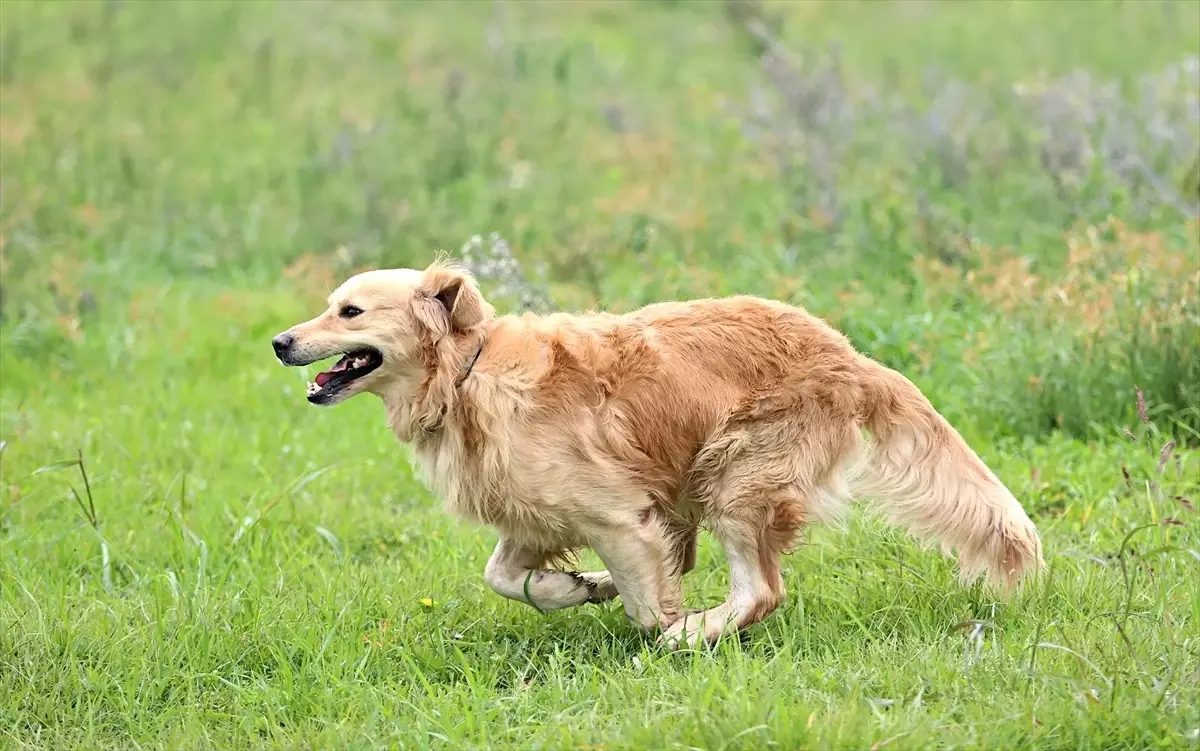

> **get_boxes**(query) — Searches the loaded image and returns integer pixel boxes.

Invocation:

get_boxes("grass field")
[2,1,1199,748]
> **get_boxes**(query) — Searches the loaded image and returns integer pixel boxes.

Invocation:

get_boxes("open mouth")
[306,348,383,404]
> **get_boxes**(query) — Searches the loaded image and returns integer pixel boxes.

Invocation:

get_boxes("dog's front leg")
[589,512,684,632]
[483,537,617,612]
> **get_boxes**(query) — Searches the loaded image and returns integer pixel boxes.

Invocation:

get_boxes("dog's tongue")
[314,357,350,387]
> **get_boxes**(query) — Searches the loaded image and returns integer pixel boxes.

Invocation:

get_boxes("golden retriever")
[272,260,1043,646]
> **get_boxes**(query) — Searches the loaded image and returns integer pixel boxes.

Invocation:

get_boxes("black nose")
[272,332,295,358]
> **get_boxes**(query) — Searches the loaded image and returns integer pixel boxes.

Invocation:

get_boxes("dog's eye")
[340,305,364,319]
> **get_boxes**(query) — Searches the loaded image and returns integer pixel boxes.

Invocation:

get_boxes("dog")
[272,260,1043,646]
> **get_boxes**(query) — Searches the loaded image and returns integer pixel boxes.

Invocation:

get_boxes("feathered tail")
[850,359,1044,590]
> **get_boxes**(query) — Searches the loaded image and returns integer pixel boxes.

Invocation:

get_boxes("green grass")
[2,1,1198,748]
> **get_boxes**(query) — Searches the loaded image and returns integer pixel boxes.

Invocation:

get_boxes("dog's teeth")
[306,382,320,396]
[352,357,368,368]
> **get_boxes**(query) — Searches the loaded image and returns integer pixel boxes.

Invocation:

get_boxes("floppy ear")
[411,262,493,434]
[414,263,489,338]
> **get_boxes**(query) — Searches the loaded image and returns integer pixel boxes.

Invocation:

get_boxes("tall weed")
[915,219,1200,438]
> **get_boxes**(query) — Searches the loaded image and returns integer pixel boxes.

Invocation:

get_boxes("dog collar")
[422,339,486,435]
[455,339,485,389]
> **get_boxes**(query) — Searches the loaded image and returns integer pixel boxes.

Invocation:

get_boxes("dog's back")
[492,297,857,508]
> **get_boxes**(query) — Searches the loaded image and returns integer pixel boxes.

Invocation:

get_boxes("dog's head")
[271,262,492,406]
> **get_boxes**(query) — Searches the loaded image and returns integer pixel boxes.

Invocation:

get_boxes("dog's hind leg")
[658,488,801,648]
[660,409,853,648]
[484,538,618,611]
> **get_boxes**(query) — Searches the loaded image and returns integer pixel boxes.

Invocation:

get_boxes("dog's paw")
[569,571,619,603]
[656,607,735,649]
[657,618,703,650]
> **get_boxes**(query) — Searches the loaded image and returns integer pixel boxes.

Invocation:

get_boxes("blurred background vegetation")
[1,0,1197,435]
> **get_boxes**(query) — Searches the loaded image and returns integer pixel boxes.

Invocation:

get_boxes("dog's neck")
[378,376,424,442]
[379,332,486,443]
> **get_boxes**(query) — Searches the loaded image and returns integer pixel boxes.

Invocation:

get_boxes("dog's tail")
[849,358,1043,591]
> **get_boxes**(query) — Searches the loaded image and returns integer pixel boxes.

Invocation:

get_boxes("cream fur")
[275,261,1044,646]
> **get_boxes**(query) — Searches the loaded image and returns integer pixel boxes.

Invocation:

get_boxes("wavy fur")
[275,262,1044,646]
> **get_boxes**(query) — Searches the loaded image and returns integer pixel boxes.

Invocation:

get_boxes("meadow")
[1,1,1198,748]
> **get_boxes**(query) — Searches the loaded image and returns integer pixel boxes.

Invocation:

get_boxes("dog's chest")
[413,434,595,548]
[414,438,493,518]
